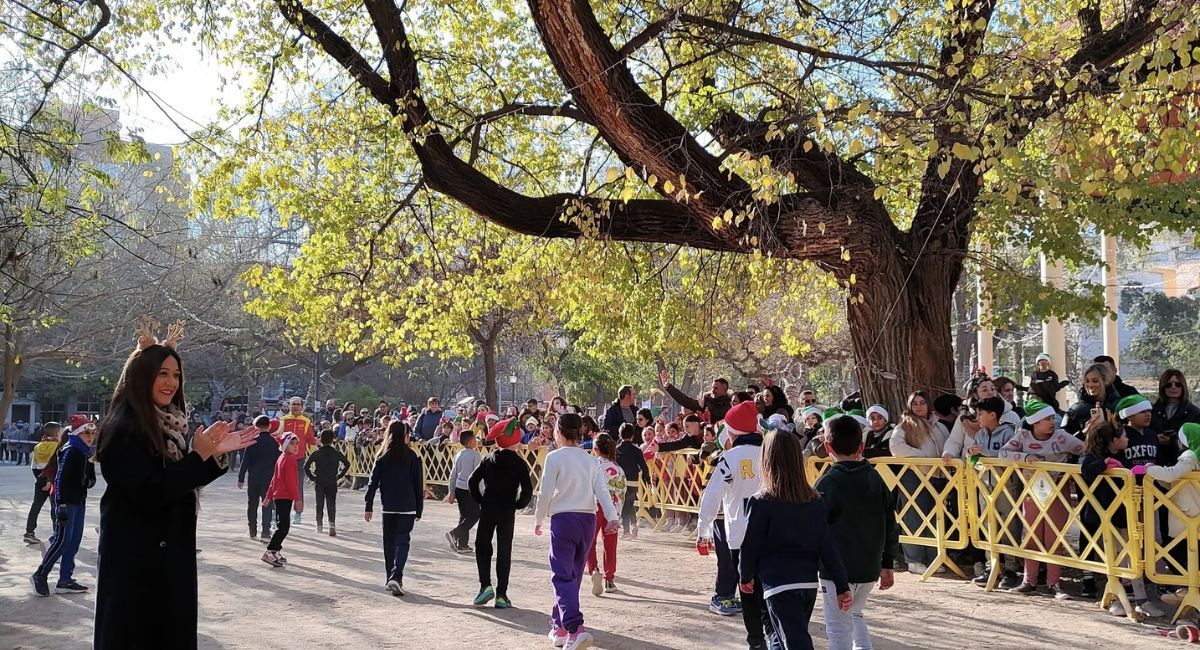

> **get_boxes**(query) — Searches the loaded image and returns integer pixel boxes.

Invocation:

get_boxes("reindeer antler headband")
[136,316,186,351]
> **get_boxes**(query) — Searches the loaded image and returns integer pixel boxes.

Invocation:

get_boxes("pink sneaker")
[548,626,567,648]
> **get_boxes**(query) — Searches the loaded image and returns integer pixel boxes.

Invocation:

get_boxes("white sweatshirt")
[534,446,619,527]
[698,438,763,550]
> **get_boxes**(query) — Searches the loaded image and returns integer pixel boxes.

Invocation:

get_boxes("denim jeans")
[821,580,875,650]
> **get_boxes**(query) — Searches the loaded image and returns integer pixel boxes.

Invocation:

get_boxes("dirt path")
[0,465,1174,649]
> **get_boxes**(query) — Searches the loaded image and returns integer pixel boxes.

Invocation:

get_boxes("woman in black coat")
[94,339,256,650]
[1151,369,1200,465]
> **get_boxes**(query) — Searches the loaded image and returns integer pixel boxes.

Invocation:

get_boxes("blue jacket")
[739,496,850,597]
[238,432,280,486]
[365,451,424,518]
[414,409,443,441]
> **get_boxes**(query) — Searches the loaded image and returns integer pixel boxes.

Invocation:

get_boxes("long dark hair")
[378,420,415,463]
[1084,422,1123,458]
[594,433,618,461]
[96,345,185,462]
[758,431,817,503]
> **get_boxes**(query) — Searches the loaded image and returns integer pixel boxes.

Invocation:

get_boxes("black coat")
[1151,399,1200,465]
[602,401,637,435]
[94,422,228,650]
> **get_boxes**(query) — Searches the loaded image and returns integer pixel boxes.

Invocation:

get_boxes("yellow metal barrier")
[807,456,969,581]
[643,451,711,535]
[1144,472,1200,622]
[970,458,1140,618]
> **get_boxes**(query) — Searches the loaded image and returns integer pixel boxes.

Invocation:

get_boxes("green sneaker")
[494,595,512,609]
[473,586,495,606]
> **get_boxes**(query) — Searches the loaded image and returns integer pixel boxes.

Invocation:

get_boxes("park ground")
[0,464,1179,649]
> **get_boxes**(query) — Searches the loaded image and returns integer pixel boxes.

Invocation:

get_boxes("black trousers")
[451,488,480,547]
[267,500,293,551]
[713,518,738,598]
[26,477,50,535]
[729,548,773,647]
[621,486,639,529]
[476,508,516,597]
[764,588,817,650]
[247,482,272,537]
[314,481,338,525]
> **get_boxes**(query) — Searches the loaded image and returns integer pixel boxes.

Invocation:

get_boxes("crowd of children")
[21,356,1200,650]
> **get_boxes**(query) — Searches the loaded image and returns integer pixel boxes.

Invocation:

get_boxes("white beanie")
[865,405,889,422]
[1035,353,1051,363]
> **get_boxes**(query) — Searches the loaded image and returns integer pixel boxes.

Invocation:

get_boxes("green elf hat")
[848,408,866,418]
[1180,423,1200,456]
[1024,399,1056,425]
[822,407,845,421]
[1116,394,1152,420]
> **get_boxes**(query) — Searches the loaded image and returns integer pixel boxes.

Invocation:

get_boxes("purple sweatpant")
[549,512,596,634]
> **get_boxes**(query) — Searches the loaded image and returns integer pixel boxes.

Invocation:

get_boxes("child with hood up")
[1145,422,1200,608]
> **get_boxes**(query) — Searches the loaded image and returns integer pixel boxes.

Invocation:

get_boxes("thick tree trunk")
[480,338,499,409]
[847,254,959,415]
[1,324,21,430]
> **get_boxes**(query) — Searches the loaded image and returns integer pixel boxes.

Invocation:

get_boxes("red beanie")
[723,401,760,435]
[487,418,522,449]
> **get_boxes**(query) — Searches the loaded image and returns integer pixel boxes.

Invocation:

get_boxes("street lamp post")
[509,374,518,412]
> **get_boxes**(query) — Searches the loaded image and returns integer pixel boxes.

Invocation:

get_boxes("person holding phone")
[1064,363,1120,439]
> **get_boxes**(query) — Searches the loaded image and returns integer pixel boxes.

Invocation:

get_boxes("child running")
[469,418,534,609]
[446,430,482,554]
[239,415,281,541]
[740,430,850,650]
[534,413,621,650]
[262,432,305,567]
[365,420,424,596]
[30,418,97,596]
[615,423,650,540]
[698,400,770,648]
[999,399,1085,597]
[305,429,350,536]
[816,414,898,650]
[24,422,62,545]
[587,433,627,596]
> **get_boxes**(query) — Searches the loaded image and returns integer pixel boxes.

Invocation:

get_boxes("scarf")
[156,404,190,462]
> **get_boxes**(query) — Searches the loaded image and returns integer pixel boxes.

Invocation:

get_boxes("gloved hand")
[1104,457,1124,470]
[1132,464,1151,476]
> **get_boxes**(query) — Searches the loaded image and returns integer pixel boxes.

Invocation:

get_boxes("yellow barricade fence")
[807,456,970,581]
[331,440,1199,623]
[970,458,1141,618]
[1143,472,1200,622]
[645,451,711,535]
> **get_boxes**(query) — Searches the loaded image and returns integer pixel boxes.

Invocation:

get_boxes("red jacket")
[265,448,305,502]
[279,414,317,449]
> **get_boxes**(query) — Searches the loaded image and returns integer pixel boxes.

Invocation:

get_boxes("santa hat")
[1024,400,1056,425]
[487,418,522,449]
[866,405,889,422]
[723,401,760,435]
[1035,353,1052,363]
[68,414,96,436]
[278,432,297,451]
[1116,394,1152,420]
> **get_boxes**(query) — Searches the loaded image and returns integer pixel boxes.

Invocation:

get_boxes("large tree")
[19,0,1197,410]
[251,0,1198,410]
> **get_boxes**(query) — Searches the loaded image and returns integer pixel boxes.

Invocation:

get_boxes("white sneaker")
[1109,600,1126,617]
[908,563,928,575]
[548,628,567,647]
[387,580,405,596]
[563,629,594,650]
[261,551,283,568]
[1138,600,1168,618]
[591,571,604,597]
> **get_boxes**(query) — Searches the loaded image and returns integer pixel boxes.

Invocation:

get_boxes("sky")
[114,46,239,145]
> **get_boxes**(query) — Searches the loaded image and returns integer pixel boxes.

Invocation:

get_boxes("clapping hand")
[192,422,258,460]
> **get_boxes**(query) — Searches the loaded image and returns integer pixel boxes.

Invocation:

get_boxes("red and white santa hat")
[723,401,760,436]
[67,414,96,436]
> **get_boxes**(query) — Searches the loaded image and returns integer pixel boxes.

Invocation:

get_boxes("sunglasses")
[1165,381,1185,388]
